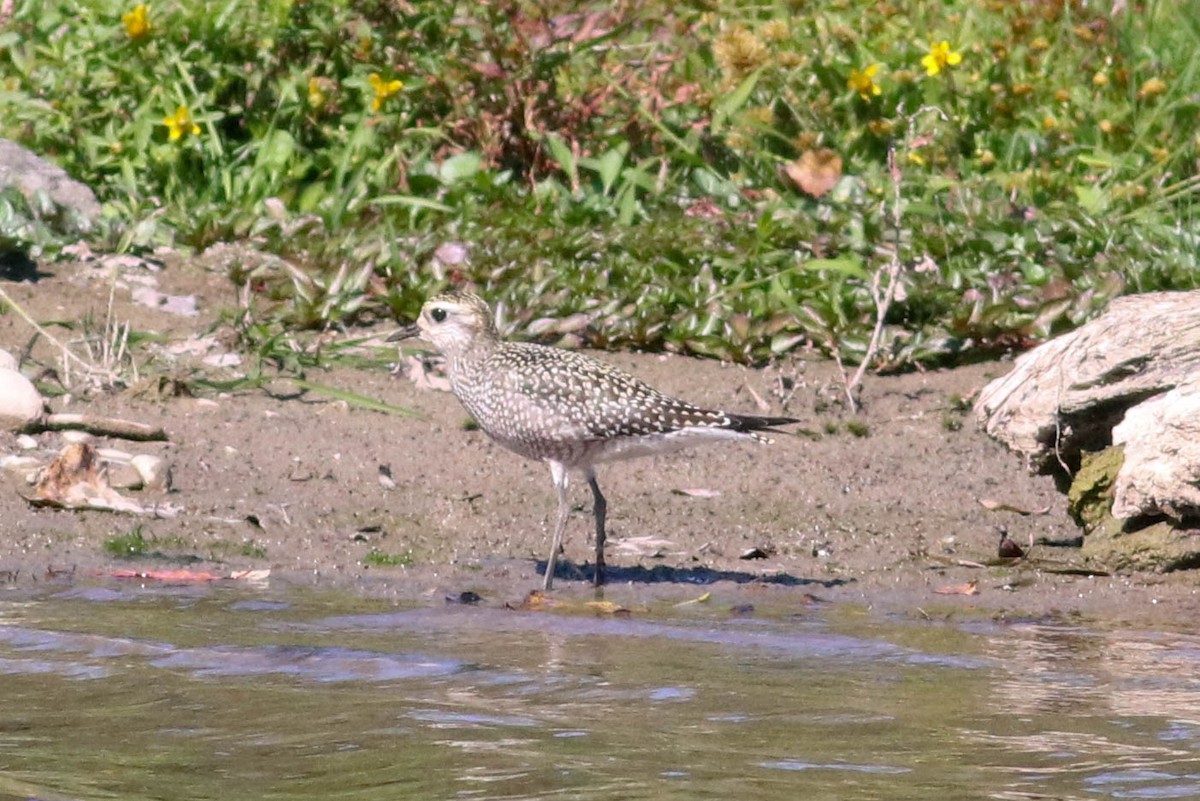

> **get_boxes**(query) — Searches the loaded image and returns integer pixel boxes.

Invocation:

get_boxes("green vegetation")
[103,526,149,557]
[844,419,871,438]
[361,548,413,567]
[2,0,1197,370]
[103,526,208,561]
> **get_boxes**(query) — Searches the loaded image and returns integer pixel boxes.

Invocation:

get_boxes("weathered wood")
[1111,381,1200,521]
[975,291,1200,475]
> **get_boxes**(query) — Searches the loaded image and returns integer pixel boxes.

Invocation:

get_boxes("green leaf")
[1073,184,1109,215]
[370,195,453,213]
[257,129,296,169]
[543,133,578,186]
[579,143,628,195]
[439,152,482,184]
[802,256,868,278]
[712,70,760,134]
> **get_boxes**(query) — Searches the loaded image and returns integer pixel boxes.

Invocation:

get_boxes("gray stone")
[0,138,101,231]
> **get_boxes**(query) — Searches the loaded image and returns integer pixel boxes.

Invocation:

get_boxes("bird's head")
[389,291,498,356]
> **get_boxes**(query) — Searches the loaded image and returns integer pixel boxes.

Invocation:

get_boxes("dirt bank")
[1,258,1196,625]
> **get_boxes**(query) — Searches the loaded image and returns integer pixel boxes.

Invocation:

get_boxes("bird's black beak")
[387,323,421,343]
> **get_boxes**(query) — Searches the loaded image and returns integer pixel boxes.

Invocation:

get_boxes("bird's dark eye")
[430,307,448,323]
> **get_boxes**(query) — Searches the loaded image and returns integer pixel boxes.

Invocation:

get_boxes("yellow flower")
[1092,71,1109,87]
[368,73,403,112]
[1137,77,1167,100]
[867,119,894,137]
[162,105,200,142]
[308,77,327,110]
[122,4,150,40]
[848,64,883,100]
[921,40,962,77]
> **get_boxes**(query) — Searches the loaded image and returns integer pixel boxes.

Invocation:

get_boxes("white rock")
[15,434,37,450]
[97,447,132,464]
[61,430,94,445]
[0,454,41,474]
[1112,379,1200,520]
[108,464,144,490]
[0,349,16,371]
[0,368,43,430]
[131,453,170,491]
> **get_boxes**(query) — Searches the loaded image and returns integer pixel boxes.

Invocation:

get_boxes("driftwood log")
[975,290,1200,571]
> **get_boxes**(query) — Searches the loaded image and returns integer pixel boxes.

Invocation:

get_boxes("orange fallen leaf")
[108,569,223,583]
[934,581,979,596]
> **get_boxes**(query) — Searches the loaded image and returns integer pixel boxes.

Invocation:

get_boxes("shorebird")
[391,291,799,589]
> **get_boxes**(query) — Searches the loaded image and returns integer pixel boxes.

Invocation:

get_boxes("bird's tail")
[725,413,801,439]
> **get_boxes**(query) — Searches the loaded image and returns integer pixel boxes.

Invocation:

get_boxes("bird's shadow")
[539,560,853,589]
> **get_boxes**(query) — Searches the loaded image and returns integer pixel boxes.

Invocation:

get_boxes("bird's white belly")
[588,427,756,465]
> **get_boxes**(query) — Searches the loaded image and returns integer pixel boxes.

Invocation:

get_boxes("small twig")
[838,105,949,412]
[21,413,168,442]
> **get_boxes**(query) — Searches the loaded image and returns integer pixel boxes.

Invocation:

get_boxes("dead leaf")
[612,536,676,556]
[30,442,145,515]
[978,498,1052,516]
[933,581,979,596]
[586,600,631,617]
[783,148,843,198]
[675,592,712,606]
[739,547,773,560]
[997,533,1026,558]
[229,569,271,582]
[510,590,559,611]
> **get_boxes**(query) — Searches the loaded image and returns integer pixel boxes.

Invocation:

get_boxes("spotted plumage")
[391,291,799,589]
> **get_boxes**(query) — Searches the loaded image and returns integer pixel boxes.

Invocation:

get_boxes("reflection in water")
[0,586,1196,801]
[966,622,1200,800]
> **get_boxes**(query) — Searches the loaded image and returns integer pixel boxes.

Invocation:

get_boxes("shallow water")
[0,583,1198,801]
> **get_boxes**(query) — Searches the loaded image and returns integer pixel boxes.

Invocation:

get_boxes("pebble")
[0,367,43,430]
[131,453,169,491]
[0,453,41,479]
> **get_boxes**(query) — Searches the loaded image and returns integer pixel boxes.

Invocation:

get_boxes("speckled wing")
[489,343,792,442]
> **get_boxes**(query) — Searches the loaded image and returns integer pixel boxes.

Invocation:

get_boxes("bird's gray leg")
[544,462,570,591]
[586,469,607,587]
